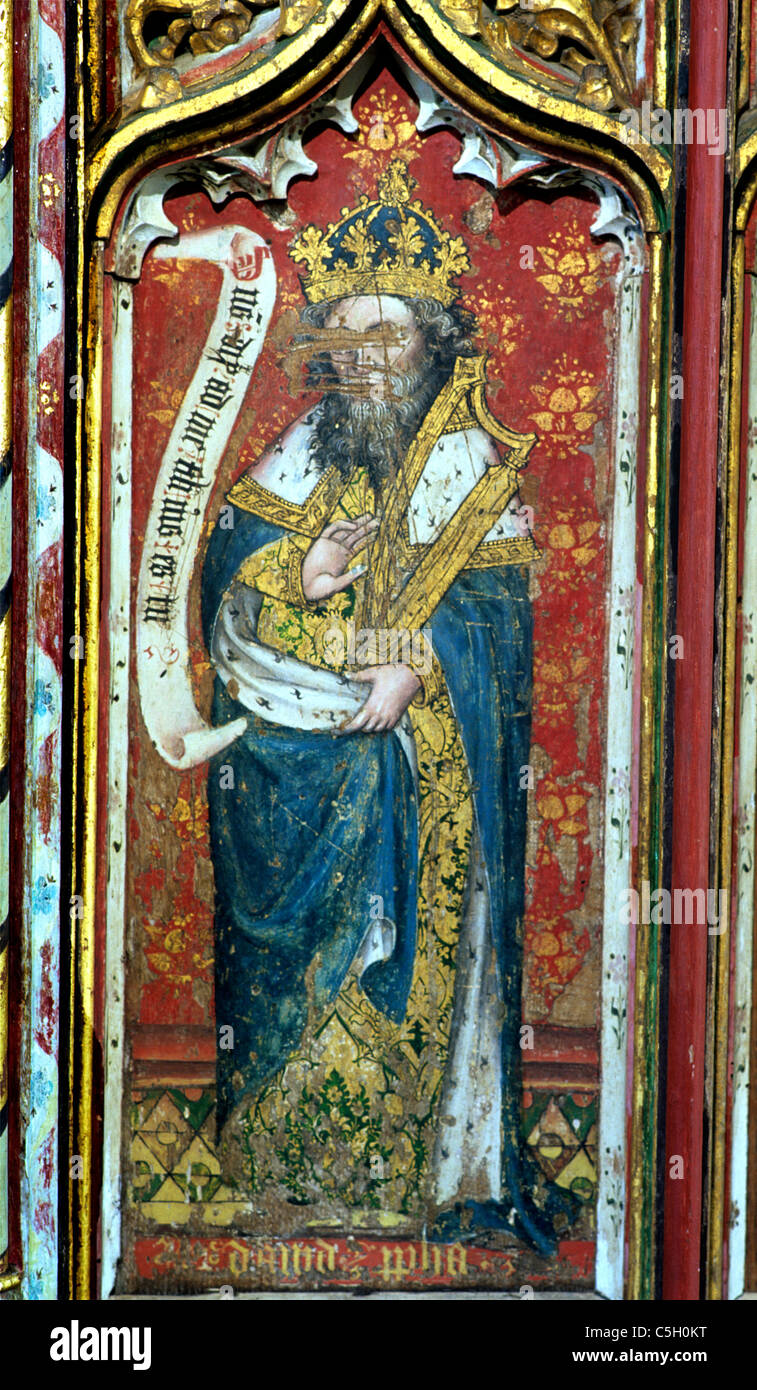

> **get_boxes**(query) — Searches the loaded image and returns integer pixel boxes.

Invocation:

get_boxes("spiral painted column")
[19,0,65,1298]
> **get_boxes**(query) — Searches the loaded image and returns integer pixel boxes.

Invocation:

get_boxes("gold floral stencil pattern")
[535,219,606,322]
[529,355,603,457]
[343,90,424,183]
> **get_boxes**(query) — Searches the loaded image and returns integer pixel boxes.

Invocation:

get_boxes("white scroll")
[136,225,276,770]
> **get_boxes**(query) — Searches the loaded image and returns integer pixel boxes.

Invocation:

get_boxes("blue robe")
[201,501,570,1254]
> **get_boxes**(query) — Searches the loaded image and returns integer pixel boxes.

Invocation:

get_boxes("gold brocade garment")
[224,465,476,1225]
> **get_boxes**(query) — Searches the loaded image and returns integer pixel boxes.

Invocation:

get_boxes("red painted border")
[7,0,32,1278]
[663,0,728,1301]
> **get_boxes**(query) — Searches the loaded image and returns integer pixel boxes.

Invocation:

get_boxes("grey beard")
[308,366,445,488]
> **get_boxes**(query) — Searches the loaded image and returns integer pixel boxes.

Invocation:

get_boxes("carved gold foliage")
[276,0,322,36]
[122,0,323,112]
[125,0,258,71]
[124,0,321,111]
[438,0,640,111]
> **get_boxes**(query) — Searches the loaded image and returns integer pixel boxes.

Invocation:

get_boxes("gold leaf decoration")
[290,223,330,276]
[290,161,472,308]
[386,215,426,263]
[438,0,640,112]
[377,161,417,205]
[126,0,259,72]
[276,0,322,37]
[123,0,323,112]
[535,218,606,320]
[434,231,472,282]
[340,218,382,270]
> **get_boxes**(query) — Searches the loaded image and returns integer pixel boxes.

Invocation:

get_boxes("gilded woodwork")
[437,0,640,110]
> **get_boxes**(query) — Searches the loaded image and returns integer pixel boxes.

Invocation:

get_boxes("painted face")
[323,294,425,401]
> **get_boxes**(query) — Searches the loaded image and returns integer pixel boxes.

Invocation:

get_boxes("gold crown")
[290,160,471,308]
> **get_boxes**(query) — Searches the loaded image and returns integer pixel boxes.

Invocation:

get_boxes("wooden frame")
[60,0,673,1301]
[19,0,755,1301]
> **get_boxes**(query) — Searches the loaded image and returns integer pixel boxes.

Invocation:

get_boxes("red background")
[124,65,621,1048]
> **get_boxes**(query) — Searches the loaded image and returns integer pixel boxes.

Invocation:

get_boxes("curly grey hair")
[299,295,478,388]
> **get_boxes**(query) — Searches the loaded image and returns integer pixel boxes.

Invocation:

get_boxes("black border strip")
[0,257,12,307]
[0,574,10,625]
[0,133,13,184]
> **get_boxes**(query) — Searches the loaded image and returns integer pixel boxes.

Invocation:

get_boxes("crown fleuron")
[290,160,471,308]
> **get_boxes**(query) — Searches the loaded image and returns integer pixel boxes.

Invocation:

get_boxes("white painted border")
[727,276,757,1301]
[101,281,135,1299]
[595,231,644,1299]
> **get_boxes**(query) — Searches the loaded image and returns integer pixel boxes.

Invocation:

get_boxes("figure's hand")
[341,664,422,734]
[301,514,378,601]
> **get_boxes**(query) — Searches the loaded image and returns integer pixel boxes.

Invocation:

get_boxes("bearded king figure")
[200,161,574,1253]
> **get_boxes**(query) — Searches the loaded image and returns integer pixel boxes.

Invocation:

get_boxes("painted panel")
[97,54,643,1295]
